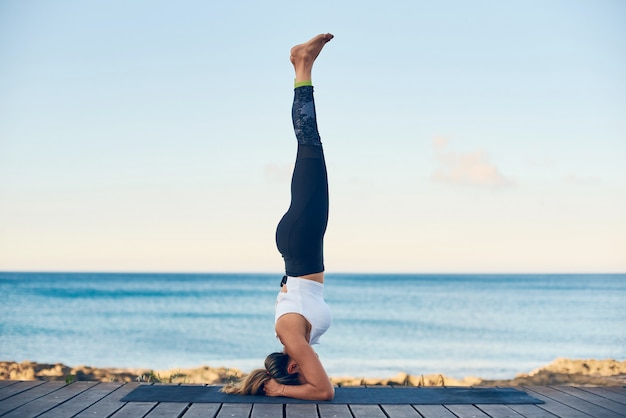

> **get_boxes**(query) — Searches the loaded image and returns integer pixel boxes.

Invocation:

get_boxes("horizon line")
[1,270,624,275]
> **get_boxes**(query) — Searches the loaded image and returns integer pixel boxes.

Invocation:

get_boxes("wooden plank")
[506,403,560,418]
[75,382,142,417]
[524,386,597,418]
[145,402,190,417]
[318,403,352,418]
[182,403,221,418]
[0,380,46,401]
[286,403,318,418]
[0,381,66,415]
[109,401,156,418]
[216,403,253,418]
[527,386,621,418]
[0,381,19,389]
[1,381,96,418]
[251,403,283,418]
[476,404,525,417]
[603,387,626,393]
[604,387,626,397]
[349,404,386,418]
[413,404,457,418]
[38,382,123,417]
[381,404,421,417]
[554,386,626,416]
[581,387,626,406]
[445,404,491,417]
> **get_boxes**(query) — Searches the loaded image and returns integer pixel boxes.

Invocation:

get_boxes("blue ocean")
[1,272,624,380]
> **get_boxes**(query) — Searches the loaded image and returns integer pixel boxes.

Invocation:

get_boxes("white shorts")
[275,276,332,345]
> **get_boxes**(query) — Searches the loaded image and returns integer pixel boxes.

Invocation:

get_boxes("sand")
[1,358,625,386]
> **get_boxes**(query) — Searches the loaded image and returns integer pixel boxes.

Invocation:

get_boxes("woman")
[222,33,335,401]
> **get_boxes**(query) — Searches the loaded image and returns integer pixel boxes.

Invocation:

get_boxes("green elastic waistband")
[294,80,313,88]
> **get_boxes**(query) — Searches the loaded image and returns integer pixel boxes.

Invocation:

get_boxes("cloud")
[431,137,513,187]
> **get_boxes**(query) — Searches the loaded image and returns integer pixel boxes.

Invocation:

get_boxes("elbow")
[319,386,335,401]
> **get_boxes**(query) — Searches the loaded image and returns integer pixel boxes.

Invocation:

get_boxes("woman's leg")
[275,34,333,277]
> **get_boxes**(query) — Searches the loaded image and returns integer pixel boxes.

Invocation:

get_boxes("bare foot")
[290,33,333,82]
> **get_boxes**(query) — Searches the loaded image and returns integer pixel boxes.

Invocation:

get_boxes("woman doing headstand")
[222,33,335,401]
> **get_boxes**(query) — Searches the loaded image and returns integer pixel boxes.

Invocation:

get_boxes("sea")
[1,272,624,380]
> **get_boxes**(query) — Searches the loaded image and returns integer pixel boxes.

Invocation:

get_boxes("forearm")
[281,382,334,401]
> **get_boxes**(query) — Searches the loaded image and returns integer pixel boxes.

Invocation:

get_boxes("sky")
[1,0,625,273]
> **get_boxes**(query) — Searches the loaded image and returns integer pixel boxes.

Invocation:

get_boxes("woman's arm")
[270,313,334,400]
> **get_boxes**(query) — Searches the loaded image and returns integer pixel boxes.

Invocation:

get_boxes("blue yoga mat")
[121,385,544,405]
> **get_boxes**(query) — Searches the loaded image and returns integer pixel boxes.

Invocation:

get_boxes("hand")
[263,378,285,397]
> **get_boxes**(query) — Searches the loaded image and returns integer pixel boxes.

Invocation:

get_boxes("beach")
[2,358,625,387]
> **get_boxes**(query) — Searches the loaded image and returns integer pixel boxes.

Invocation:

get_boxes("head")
[221,352,301,395]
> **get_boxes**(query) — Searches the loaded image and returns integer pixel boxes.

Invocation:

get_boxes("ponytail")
[221,352,300,395]
[221,368,269,395]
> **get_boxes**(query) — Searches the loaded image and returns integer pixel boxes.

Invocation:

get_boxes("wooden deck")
[0,381,624,418]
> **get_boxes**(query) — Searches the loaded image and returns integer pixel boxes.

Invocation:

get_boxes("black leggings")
[275,86,329,277]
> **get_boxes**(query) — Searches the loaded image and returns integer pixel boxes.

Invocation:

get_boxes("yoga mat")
[121,385,544,405]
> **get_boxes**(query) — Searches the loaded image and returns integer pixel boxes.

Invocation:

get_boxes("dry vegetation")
[2,358,625,387]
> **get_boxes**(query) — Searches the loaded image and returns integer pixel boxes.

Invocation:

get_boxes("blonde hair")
[221,352,300,395]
